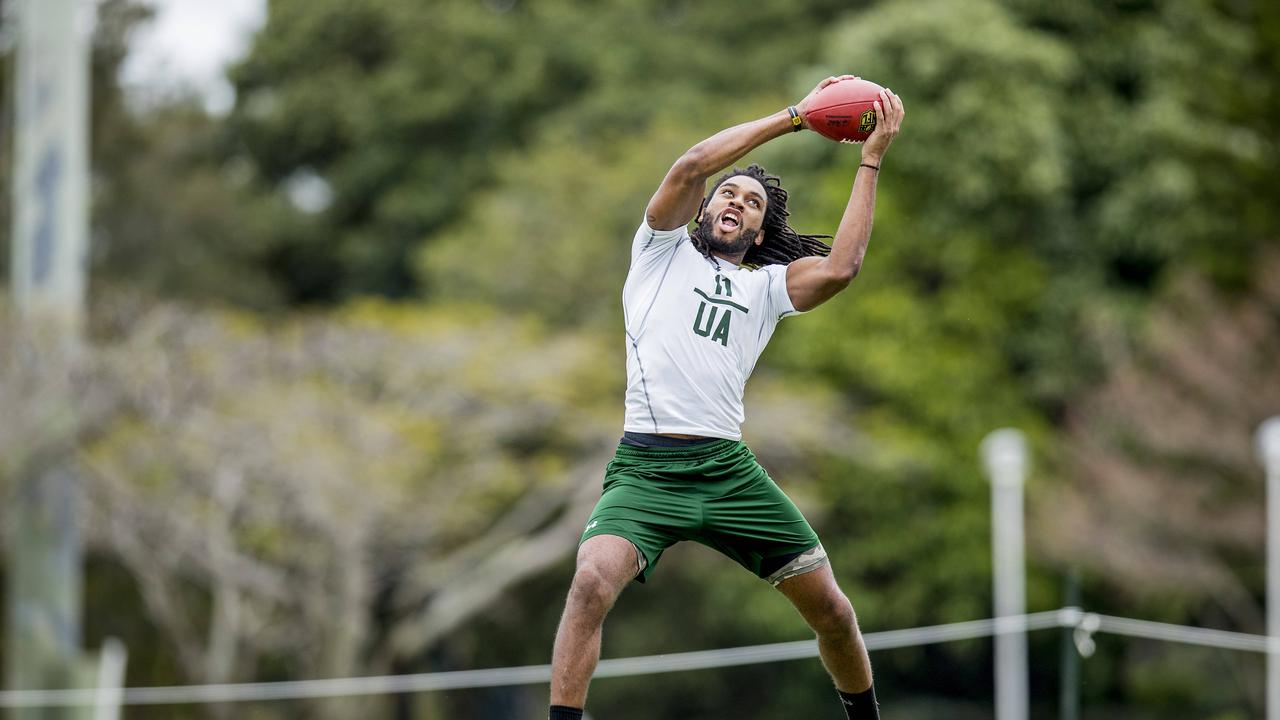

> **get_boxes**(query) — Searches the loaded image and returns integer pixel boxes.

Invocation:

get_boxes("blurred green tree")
[223,0,858,303]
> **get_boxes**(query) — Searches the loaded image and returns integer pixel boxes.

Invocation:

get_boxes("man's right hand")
[794,75,859,131]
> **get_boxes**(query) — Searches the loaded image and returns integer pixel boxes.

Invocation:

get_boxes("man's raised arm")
[785,88,905,312]
[644,76,856,231]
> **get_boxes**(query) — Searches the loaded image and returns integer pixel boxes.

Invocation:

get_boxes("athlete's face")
[696,175,768,257]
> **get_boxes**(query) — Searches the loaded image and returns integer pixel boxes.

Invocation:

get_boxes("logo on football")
[859,109,876,134]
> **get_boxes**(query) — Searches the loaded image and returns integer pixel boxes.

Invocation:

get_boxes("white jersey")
[622,220,803,440]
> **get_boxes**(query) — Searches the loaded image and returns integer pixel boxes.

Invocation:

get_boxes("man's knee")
[566,563,623,620]
[810,591,858,638]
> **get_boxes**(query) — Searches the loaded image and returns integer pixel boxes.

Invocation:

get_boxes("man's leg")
[549,534,639,713]
[776,563,879,718]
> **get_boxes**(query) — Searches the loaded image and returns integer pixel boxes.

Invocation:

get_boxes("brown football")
[802,77,885,143]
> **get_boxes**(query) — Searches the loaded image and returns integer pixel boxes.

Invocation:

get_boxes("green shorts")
[580,439,822,583]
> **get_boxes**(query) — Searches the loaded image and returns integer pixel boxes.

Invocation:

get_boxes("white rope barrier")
[0,607,1270,708]
[1090,612,1270,654]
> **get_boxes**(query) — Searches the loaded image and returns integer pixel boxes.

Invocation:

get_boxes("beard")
[692,218,760,258]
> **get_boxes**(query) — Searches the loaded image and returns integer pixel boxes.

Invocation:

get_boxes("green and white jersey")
[622,220,803,440]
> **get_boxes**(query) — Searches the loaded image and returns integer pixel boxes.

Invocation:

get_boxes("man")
[549,75,904,720]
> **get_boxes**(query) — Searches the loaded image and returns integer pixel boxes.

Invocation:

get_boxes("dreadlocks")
[691,164,831,267]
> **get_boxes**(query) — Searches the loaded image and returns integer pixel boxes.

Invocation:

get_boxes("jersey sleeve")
[761,263,804,319]
[631,219,689,264]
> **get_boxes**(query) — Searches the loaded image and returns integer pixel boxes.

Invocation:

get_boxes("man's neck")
[711,250,746,266]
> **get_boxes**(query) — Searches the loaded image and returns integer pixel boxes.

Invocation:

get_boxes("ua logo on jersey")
[692,274,749,347]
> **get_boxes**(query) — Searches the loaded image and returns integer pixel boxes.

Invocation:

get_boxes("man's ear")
[754,230,766,247]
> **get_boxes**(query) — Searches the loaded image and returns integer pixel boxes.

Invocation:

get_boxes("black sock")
[837,685,879,720]
[549,705,584,720]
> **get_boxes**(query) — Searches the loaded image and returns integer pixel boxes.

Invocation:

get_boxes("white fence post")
[1257,417,1280,720]
[981,429,1029,720]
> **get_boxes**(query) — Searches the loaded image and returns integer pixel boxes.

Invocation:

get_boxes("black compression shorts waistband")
[621,431,720,448]
[613,436,740,461]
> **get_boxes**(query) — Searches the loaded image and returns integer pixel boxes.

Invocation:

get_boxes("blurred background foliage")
[2,0,1279,717]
